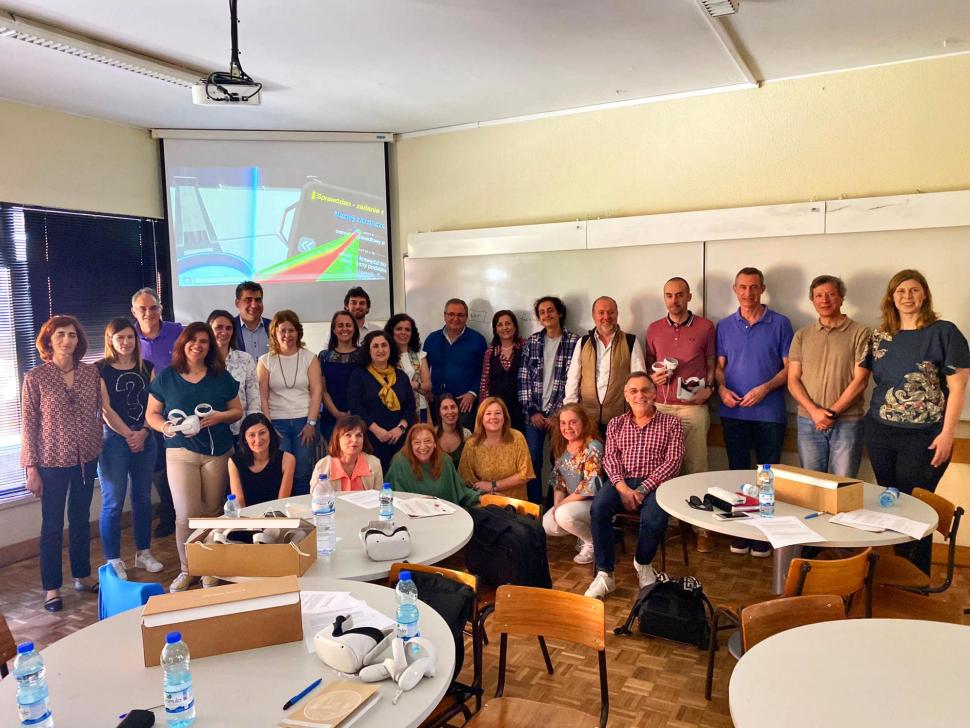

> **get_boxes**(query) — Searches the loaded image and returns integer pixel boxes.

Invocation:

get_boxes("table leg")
[771,544,802,594]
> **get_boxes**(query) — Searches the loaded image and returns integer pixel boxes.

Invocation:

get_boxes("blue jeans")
[796,417,864,477]
[721,417,787,470]
[525,423,548,505]
[273,417,315,496]
[38,459,98,591]
[590,478,668,573]
[98,430,157,559]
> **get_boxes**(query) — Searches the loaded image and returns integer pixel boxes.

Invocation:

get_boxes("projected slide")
[169,172,388,288]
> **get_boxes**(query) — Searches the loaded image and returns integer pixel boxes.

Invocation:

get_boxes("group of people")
[20,267,968,609]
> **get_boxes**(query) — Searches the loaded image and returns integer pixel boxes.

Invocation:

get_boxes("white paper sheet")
[395,497,456,518]
[828,512,885,533]
[338,490,385,509]
[747,516,827,548]
[829,509,930,540]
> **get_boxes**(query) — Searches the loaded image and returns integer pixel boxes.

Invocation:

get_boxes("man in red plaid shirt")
[585,372,684,600]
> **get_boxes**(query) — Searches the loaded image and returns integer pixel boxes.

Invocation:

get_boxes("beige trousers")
[166,447,231,571]
[655,403,710,475]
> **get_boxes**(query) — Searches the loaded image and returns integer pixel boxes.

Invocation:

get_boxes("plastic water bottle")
[161,631,195,727]
[13,642,53,728]
[395,570,420,641]
[757,464,775,518]
[879,486,900,508]
[378,482,394,522]
[740,483,760,499]
[312,474,336,556]
[223,493,240,518]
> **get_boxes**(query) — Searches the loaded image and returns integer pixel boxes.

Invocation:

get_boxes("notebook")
[279,681,380,728]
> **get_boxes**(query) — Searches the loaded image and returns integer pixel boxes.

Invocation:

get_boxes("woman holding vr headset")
[146,321,242,593]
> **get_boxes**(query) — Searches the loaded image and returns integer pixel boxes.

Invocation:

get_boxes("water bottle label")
[164,687,195,713]
[17,700,51,723]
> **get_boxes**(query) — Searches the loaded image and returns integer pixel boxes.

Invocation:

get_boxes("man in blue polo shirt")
[715,267,793,558]
[423,298,487,430]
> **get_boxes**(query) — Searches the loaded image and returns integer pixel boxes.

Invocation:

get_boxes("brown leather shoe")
[696,529,715,553]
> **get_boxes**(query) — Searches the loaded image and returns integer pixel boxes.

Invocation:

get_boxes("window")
[0,203,169,502]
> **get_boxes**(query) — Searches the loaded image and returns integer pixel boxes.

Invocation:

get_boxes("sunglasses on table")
[685,495,713,511]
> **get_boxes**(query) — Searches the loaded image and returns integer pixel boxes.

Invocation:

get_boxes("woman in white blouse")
[257,310,323,496]
[207,310,261,440]
[385,313,432,422]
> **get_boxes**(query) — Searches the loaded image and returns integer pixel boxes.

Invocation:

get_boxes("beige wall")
[0,99,162,218]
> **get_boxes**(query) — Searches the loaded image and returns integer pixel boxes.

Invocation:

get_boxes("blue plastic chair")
[97,563,165,620]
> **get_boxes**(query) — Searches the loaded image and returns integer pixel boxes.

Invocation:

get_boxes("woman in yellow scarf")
[347,331,416,471]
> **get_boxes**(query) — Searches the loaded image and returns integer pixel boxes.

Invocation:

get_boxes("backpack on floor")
[614,573,714,649]
[465,504,552,590]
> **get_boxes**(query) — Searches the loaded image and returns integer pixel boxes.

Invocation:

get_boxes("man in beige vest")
[564,296,646,436]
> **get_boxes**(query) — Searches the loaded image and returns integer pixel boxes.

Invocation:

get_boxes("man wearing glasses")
[233,281,270,359]
[423,298,487,430]
[130,287,183,538]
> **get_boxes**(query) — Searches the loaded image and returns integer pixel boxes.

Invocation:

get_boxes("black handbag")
[614,573,714,649]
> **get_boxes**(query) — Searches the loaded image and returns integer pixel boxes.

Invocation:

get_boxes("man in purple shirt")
[715,267,793,557]
[585,372,684,600]
[130,287,183,537]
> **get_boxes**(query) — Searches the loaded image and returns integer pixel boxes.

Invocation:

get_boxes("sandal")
[43,596,63,612]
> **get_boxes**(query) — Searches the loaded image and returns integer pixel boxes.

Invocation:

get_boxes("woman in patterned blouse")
[479,310,525,433]
[207,309,261,440]
[20,315,103,612]
[541,403,604,565]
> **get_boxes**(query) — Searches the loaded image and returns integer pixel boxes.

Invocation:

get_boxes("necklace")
[278,350,300,389]
[54,362,74,375]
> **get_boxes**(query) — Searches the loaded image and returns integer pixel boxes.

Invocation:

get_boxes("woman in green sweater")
[386,424,481,508]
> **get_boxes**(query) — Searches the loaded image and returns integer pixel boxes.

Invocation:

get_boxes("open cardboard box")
[186,517,317,578]
[771,465,863,514]
[141,575,302,667]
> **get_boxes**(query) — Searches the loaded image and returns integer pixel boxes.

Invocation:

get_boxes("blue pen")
[804,511,824,519]
[283,678,323,710]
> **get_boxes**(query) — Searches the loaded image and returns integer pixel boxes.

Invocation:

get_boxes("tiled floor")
[1,522,967,726]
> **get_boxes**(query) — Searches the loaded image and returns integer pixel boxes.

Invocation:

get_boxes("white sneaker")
[201,576,221,588]
[574,542,595,564]
[583,571,615,600]
[135,550,163,573]
[633,558,657,589]
[108,559,127,580]
[169,572,196,593]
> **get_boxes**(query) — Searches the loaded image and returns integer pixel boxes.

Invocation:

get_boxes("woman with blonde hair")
[458,396,534,500]
[541,403,604,564]
[386,424,481,507]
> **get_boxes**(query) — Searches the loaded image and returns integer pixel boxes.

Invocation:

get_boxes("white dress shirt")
[564,329,646,404]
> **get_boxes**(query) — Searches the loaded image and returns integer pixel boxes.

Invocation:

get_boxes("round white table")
[729,618,970,727]
[0,578,456,728]
[656,471,938,593]
[240,492,474,583]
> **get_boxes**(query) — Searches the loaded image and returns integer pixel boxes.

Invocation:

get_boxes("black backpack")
[614,573,714,649]
[465,505,552,590]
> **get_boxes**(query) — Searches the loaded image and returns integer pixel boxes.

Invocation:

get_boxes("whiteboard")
[403,242,704,346]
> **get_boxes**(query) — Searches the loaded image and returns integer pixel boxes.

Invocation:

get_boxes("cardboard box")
[771,465,864,514]
[185,517,317,578]
[141,575,302,667]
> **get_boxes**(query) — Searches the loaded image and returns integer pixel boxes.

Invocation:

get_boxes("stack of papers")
[395,497,455,518]
[338,490,384,509]
[829,509,930,540]
[300,591,395,653]
[747,516,827,549]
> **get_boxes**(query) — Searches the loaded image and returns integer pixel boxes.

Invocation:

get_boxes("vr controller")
[359,636,437,704]
[163,404,214,438]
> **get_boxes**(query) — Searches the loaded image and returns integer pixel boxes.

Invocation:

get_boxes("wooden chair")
[469,585,608,728]
[849,584,966,624]
[705,547,877,699]
[388,562,484,726]
[873,488,963,594]
[0,614,17,679]
[614,512,690,572]
[480,493,540,519]
[739,595,846,651]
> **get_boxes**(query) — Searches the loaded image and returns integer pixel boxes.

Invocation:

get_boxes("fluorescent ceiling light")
[0,9,204,87]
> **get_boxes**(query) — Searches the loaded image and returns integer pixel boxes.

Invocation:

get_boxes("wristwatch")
[307,419,317,427]
[490,481,498,494]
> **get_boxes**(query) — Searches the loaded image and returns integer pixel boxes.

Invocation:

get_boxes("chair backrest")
[741,594,845,651]
[480,494,540,519]
[0,614,17,679]
[783,547,875,601]
[493,585,608,727]
[912,488,961,540]
[388,561,478,592]
[97,564,166,620]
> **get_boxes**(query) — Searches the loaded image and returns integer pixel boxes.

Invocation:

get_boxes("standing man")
[646,277,717,552]
[564,296,646,437]
[130,286,182,538]
[788,275,871,476]
[344,287,372,335]
[518,296,580,505]
[423,298,487,430]
[716,267,793,558]
[585,373,684,599]
[234,281,270,359]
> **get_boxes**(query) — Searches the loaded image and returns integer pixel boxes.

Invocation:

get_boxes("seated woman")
[458,397,534,501]
[386,424,481,508]
[436,393,471,468]
[228,413,295,508]
[309,415,384,491]
[541,404,604,565]
[348,330,416,472]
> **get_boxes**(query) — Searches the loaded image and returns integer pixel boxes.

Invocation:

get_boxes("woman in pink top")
[309,415,384,491]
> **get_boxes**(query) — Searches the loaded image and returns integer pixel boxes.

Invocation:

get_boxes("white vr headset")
[359,520,412,562]
[163,403,214,438]
[314,614,395,675]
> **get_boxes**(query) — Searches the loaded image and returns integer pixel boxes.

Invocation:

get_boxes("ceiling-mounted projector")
[192,0,262,106]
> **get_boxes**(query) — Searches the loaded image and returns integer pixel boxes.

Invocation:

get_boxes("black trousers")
[38,459,97,590]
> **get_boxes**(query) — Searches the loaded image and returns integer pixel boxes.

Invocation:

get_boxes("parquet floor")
[1,522,968,727]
